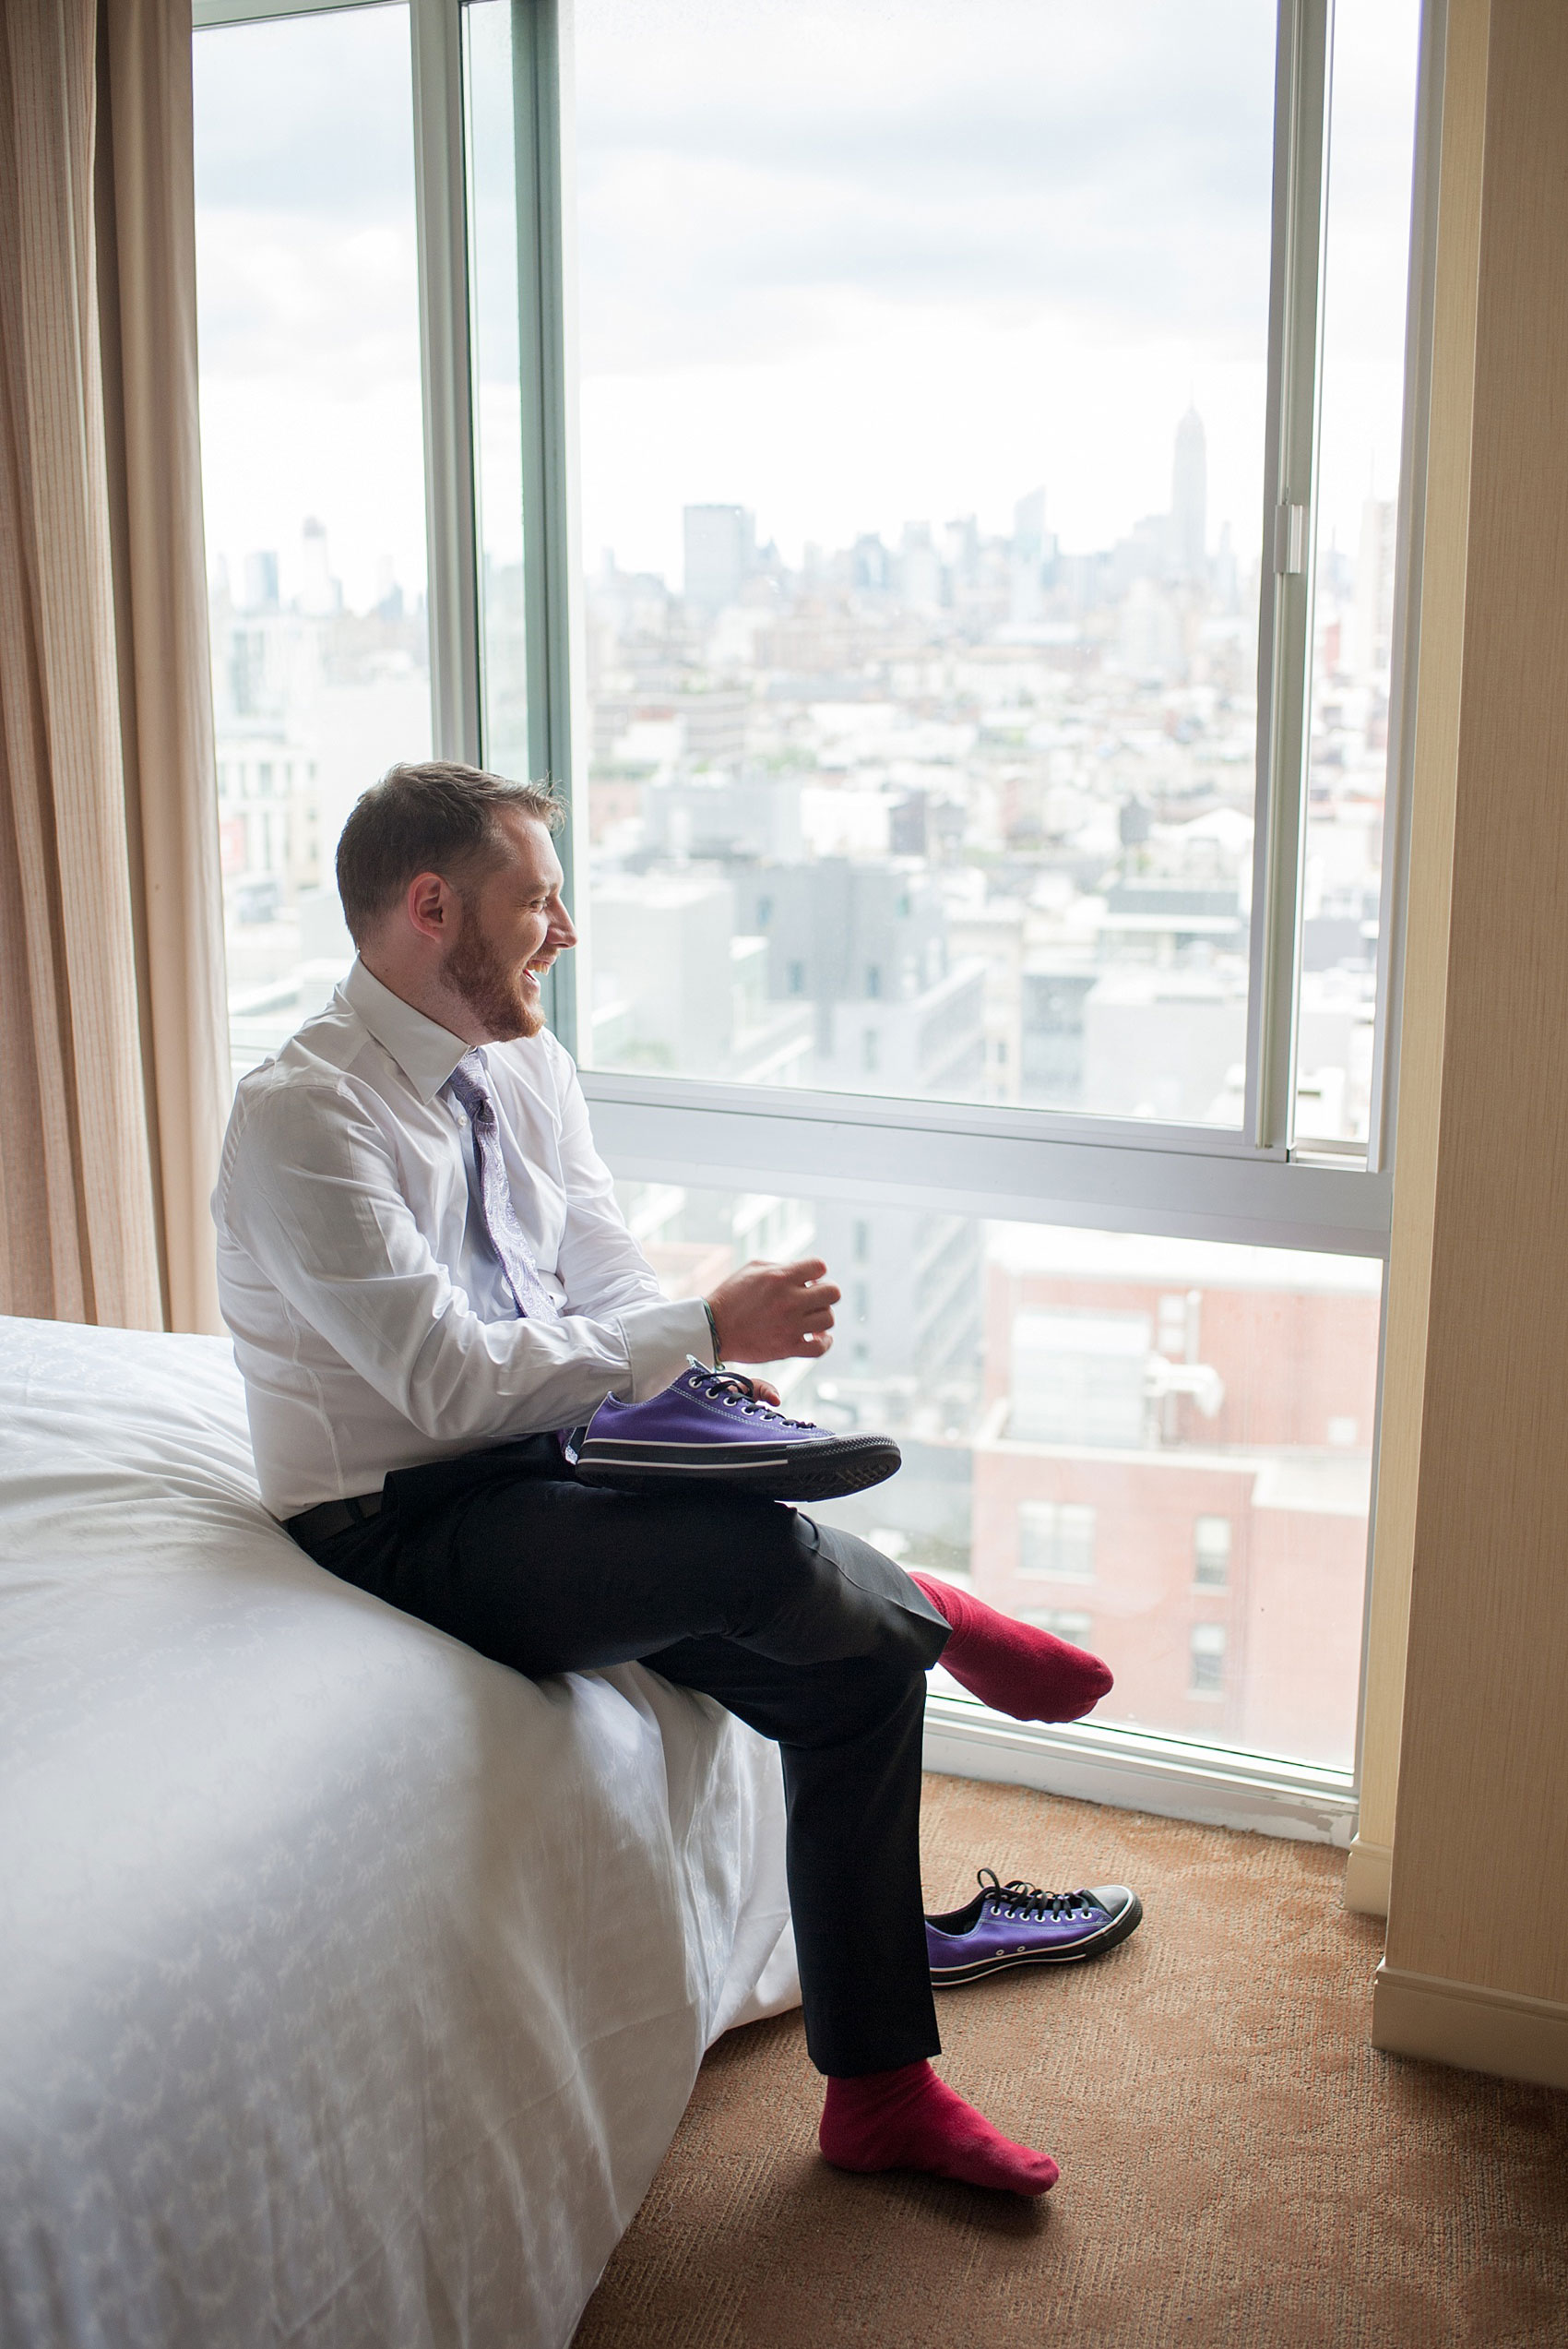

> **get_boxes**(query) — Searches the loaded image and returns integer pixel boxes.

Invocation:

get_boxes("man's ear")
[405,869,452,943]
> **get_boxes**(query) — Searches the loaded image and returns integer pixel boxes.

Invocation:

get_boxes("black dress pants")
[294,1437,951,2078]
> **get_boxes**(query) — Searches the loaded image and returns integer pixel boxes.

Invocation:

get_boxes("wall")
[1373,0,1568,2089]
[1345,0,1487,1920]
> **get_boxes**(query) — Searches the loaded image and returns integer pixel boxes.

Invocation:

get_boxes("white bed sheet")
[0,1316,798,2349]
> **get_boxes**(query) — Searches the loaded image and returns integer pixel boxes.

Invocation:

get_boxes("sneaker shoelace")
[684,1361,819,1430]
[976,1867,1099,1922]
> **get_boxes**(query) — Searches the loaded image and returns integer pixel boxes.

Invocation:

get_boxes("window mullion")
[1364,0,1446,1176]
[1245,0,1333,1152]
[508,0,580,1054]
[410,0,482,763]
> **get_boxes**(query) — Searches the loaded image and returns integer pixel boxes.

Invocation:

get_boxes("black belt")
[286,1487,386,1546]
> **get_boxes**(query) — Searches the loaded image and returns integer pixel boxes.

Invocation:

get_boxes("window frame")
[191,0,1448,1837]
[192,0,1434,1248]
[477,0,1424,1256]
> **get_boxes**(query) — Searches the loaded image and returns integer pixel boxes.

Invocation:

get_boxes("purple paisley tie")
[445,1052,561,1321]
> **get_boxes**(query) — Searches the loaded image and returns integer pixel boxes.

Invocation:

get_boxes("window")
[1158,1292,1195,1358]
[1190,1623,1228,1696]
[194,0,1428,1818]
[572,0,1278,1122]
[1018,1502,1097,1584]
[194,3,432,1087]
[1194,1515,1232,1589]
[1027,1610,1095,1644]
[611,1181,1377,1770]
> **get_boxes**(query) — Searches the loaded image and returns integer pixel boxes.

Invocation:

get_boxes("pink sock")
[911,1572,1113,1723]
[820,2062,1058,2196]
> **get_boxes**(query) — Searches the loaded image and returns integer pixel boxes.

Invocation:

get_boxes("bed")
[0,1314,798,2349]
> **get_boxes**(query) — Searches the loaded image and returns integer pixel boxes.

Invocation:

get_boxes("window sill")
[921,1695,1357,1848]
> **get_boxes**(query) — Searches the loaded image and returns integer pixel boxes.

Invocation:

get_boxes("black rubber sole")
[929,1892,1144,1986]
[573,1436,901,1503]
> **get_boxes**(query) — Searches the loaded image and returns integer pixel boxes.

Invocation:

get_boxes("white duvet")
[0,1316,798,2349]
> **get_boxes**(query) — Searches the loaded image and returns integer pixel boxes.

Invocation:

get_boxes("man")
[214,761,1122,2199]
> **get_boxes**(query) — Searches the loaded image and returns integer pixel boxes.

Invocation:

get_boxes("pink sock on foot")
[819,2062,1058,2196]
[911,1572,1113,1723]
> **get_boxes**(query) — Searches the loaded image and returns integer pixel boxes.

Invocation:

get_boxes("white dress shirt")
[213,958,710,1518]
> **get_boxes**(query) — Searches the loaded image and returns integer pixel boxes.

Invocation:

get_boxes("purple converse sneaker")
[569,1362,900,1502]
[926,1868,1143,1985]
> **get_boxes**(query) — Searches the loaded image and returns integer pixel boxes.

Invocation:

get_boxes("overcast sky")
[193,0,1419,609]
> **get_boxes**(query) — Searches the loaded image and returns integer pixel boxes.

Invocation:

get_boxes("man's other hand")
[707,1258,839,1365]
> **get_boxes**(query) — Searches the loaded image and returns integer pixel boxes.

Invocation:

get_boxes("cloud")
[196,212,421,390]
[194,7,423,393]
[573,0,1280,374]
[194,6,417,221]
[188,0,1419,583]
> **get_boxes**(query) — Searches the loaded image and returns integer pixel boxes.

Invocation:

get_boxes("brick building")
[969,1227,1383,1769]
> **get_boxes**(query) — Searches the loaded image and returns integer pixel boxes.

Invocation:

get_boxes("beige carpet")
[574,1775,1568,2349]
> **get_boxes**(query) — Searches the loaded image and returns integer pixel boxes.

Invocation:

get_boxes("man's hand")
[707,1258,839,1365]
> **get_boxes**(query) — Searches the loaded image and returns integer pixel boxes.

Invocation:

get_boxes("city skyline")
[211,397,1241,628]
[193,0,1418,606]
[208,388,1394,1148]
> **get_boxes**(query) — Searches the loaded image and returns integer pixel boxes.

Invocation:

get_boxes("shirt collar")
[342,958,474,1105]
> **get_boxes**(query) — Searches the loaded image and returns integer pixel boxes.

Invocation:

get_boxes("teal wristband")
[702,1299,723,1367]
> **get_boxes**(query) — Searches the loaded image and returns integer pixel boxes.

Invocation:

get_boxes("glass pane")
[573,0,1279,1121]
[194,6,431,1086]
[1298,0,1421,1145]
[464,0,530,779]
[616,1176,1380,1771]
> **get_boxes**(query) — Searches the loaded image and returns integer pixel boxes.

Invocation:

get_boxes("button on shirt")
[213,959,711,1517]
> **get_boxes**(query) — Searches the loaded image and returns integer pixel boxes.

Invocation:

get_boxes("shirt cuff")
[611,1296,714,1401]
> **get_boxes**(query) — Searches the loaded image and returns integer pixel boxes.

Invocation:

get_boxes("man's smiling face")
[441,809,576,1042]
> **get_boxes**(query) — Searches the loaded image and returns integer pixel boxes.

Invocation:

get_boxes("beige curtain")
[0,0,228,1334]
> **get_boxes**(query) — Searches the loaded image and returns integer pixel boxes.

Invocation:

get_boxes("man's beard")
[442,900,545,1041]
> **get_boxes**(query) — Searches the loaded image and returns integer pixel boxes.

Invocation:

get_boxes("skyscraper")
[1014,486,1047,560]
[297,517,340,617]
[243,550,279,613]
[1010,485,1048,624]
[1350,497,1396,680]
[1171,407,1207,583]
[683,504,754,614]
